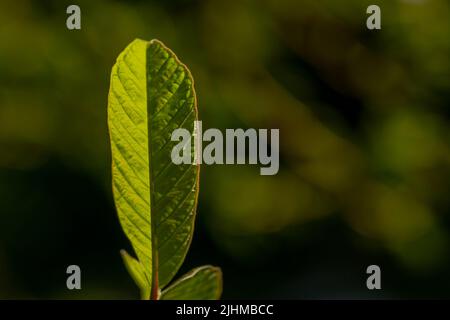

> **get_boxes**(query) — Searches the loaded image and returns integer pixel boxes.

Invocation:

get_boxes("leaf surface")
[108,39,199,298]
[161,266,223,300]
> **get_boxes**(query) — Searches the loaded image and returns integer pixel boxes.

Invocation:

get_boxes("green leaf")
[120,250,150,300]
[108,39,200,298]
[161,266,223,300]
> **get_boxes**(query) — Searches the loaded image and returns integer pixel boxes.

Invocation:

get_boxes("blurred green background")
[0,0,449,299]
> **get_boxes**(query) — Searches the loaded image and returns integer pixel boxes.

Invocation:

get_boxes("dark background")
[0,0,449,299]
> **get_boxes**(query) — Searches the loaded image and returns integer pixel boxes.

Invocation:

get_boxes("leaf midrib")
[146,41,159,300]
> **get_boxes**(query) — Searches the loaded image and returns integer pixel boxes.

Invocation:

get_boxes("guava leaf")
[120,250,150,299]
[161,266,223,300]
[108,38,199,298]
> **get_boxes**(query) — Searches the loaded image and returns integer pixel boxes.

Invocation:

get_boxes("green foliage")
[161,266,222,300]
[107,39,222,300]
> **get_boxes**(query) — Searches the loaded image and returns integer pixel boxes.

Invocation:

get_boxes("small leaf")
[120,250,150,300]
[108,39,200,298]
[161,266,223,300]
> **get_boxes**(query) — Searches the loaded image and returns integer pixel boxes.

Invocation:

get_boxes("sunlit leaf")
[161,266,223,300]
[108,39,206,299]
[120,249,150,299]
